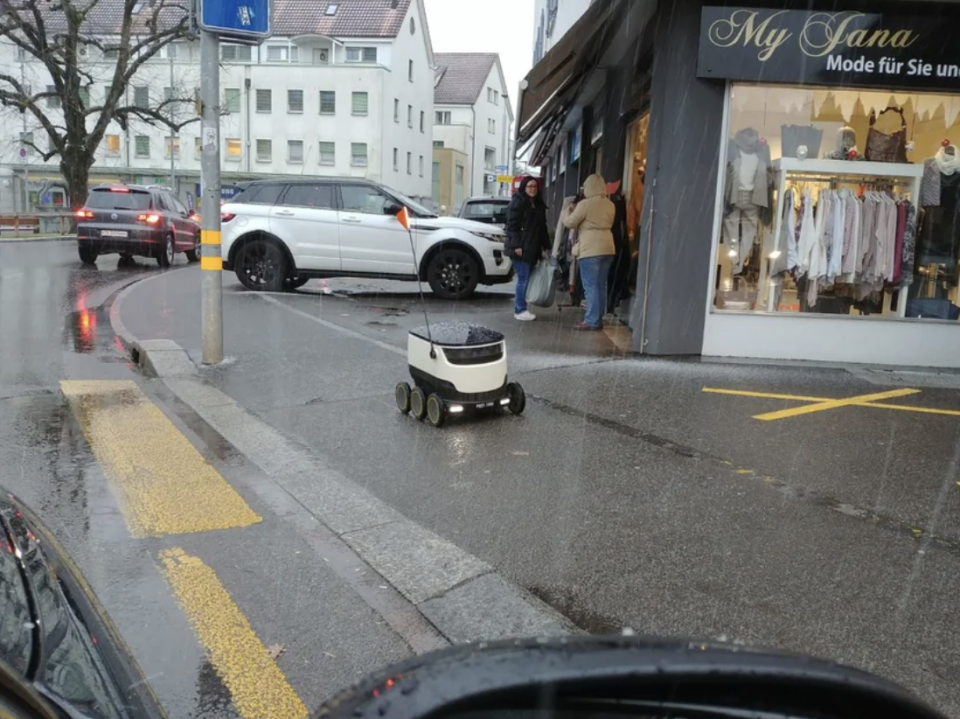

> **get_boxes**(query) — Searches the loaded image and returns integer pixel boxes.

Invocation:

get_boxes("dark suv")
[76,184,201,267]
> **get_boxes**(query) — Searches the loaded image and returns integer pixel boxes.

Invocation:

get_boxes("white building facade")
[433,53,513,207]
[0,0,435,212]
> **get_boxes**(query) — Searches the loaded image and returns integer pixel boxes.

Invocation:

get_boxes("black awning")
[516,0,626,148]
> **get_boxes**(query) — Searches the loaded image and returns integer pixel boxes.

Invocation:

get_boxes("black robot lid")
[409,322,504,347]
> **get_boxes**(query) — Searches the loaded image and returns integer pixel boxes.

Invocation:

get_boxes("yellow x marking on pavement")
[702,387,960,421]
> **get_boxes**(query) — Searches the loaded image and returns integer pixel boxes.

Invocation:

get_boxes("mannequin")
[723,127,770,276]
[823,126,864,161]
[917,141,960,294]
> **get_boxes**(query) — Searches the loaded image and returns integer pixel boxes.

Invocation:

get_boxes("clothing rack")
[760,158,924,315]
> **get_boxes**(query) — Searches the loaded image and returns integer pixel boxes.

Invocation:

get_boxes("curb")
[0,235,76,244]
[109,275,580,648]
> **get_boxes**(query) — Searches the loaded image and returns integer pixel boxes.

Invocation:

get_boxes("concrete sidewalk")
[114,268,960,717]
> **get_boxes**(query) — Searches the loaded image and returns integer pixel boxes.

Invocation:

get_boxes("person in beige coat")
[562,173,616,330]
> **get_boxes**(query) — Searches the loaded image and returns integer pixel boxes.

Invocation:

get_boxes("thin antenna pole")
[405,224,436,358]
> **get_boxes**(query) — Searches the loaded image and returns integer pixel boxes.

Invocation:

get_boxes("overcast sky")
[422,0,535,116]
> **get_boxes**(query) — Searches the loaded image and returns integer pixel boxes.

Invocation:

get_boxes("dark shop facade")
[517,0,960,367]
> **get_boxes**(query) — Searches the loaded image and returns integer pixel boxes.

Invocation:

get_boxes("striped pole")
[199,29,223,364]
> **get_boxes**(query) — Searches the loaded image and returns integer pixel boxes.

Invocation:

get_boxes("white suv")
[220,179,513,300]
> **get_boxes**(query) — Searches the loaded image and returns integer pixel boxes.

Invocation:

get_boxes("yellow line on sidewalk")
[856,402,960,417]
[702,387,831,402]
[159,549,308,719]
[752,388,921,421]
[61,380,261,537]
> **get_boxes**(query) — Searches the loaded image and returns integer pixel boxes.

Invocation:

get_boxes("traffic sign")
[496,175,513,184]
[18,147,26,159]
[494,164,509,173]
[199,0,270,41]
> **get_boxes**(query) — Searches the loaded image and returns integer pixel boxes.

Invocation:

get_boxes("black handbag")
[865,107,909,163]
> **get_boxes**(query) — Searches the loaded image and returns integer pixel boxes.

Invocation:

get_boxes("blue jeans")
[514,260,532,314]
[578,255,614,327]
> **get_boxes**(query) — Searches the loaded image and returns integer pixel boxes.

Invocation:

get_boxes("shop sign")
[697,7,960,91]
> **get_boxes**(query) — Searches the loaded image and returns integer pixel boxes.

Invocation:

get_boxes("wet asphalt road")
[5,240,960,717]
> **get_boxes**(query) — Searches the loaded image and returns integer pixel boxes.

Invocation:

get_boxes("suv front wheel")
[236,239,288,292]
[426,248,480,300]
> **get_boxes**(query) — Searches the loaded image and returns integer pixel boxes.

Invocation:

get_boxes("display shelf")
[759,159,923,316]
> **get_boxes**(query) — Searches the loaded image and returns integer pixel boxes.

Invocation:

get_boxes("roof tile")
[434,52,497,105]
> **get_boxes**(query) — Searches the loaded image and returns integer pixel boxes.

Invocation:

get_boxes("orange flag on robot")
[396,205,411,231]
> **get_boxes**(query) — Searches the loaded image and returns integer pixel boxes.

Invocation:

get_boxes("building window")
[455,164,465,207]
[433,140,444,148]
[419,155,423,177]
[16,46,25,61]
[351,91,368,116]
[320,91,336,114]
[105,135,121,155]
[134,86,149,108]
[394,99,399,123]
[313,48,330,64]
[134,135,150,158]
[163,86,174,101]
[346,47,377,63]
[488,118,496,134]
[351,143,368,167]
[221,45,252,61]
[408,60,413,82]
[267,45,295,62]
[407,104,412,127]
[393,147,398,171]
[288,140,304,163]
[104,48,119,59]
[711,82,948,321]
[194,137,202,159]
[162,43,178,59]
[419,111,424,133]
[288,89,304,113]
[224,88,241,114]
[46,86,60,108]
[406,151,412,175]
[225,138,242,160]
[78,87,90,108]
[165,137,180,158]
[487,87,499,105]
[256,89,271,113]
[432,161,440,202]
[256,139,272,162]
[435,111,451,125]
[319,141,335,165]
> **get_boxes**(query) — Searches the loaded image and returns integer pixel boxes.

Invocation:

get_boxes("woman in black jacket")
[504,176,550,321]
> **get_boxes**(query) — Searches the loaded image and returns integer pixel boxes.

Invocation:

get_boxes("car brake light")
[76,209,94,219]
[221,212,236,222]
[189,212,202,221]
[136,213,161,225]
[109,187,130,193]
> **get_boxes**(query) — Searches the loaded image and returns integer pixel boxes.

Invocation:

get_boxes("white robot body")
[397,322,525,426]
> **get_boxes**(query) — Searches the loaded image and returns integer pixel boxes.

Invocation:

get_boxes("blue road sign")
[199,0,270,40]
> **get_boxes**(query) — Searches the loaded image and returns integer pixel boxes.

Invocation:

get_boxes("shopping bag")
[526,257,558,308]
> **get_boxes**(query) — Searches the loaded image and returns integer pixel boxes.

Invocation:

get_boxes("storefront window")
[623,113,649,255]
[713,83,960,322]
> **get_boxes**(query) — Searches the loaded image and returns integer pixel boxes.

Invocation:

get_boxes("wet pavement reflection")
[0,241,218,719]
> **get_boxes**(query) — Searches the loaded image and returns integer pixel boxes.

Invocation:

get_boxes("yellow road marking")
[703,386,960,421]
[201,229,222,245]
[201,256,223,271]
[61,380,261,537]
[752,388,921,421]
[159,549,308,719]
[702,387,831,403]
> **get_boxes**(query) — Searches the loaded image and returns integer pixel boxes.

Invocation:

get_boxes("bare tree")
[0,0,196,210]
